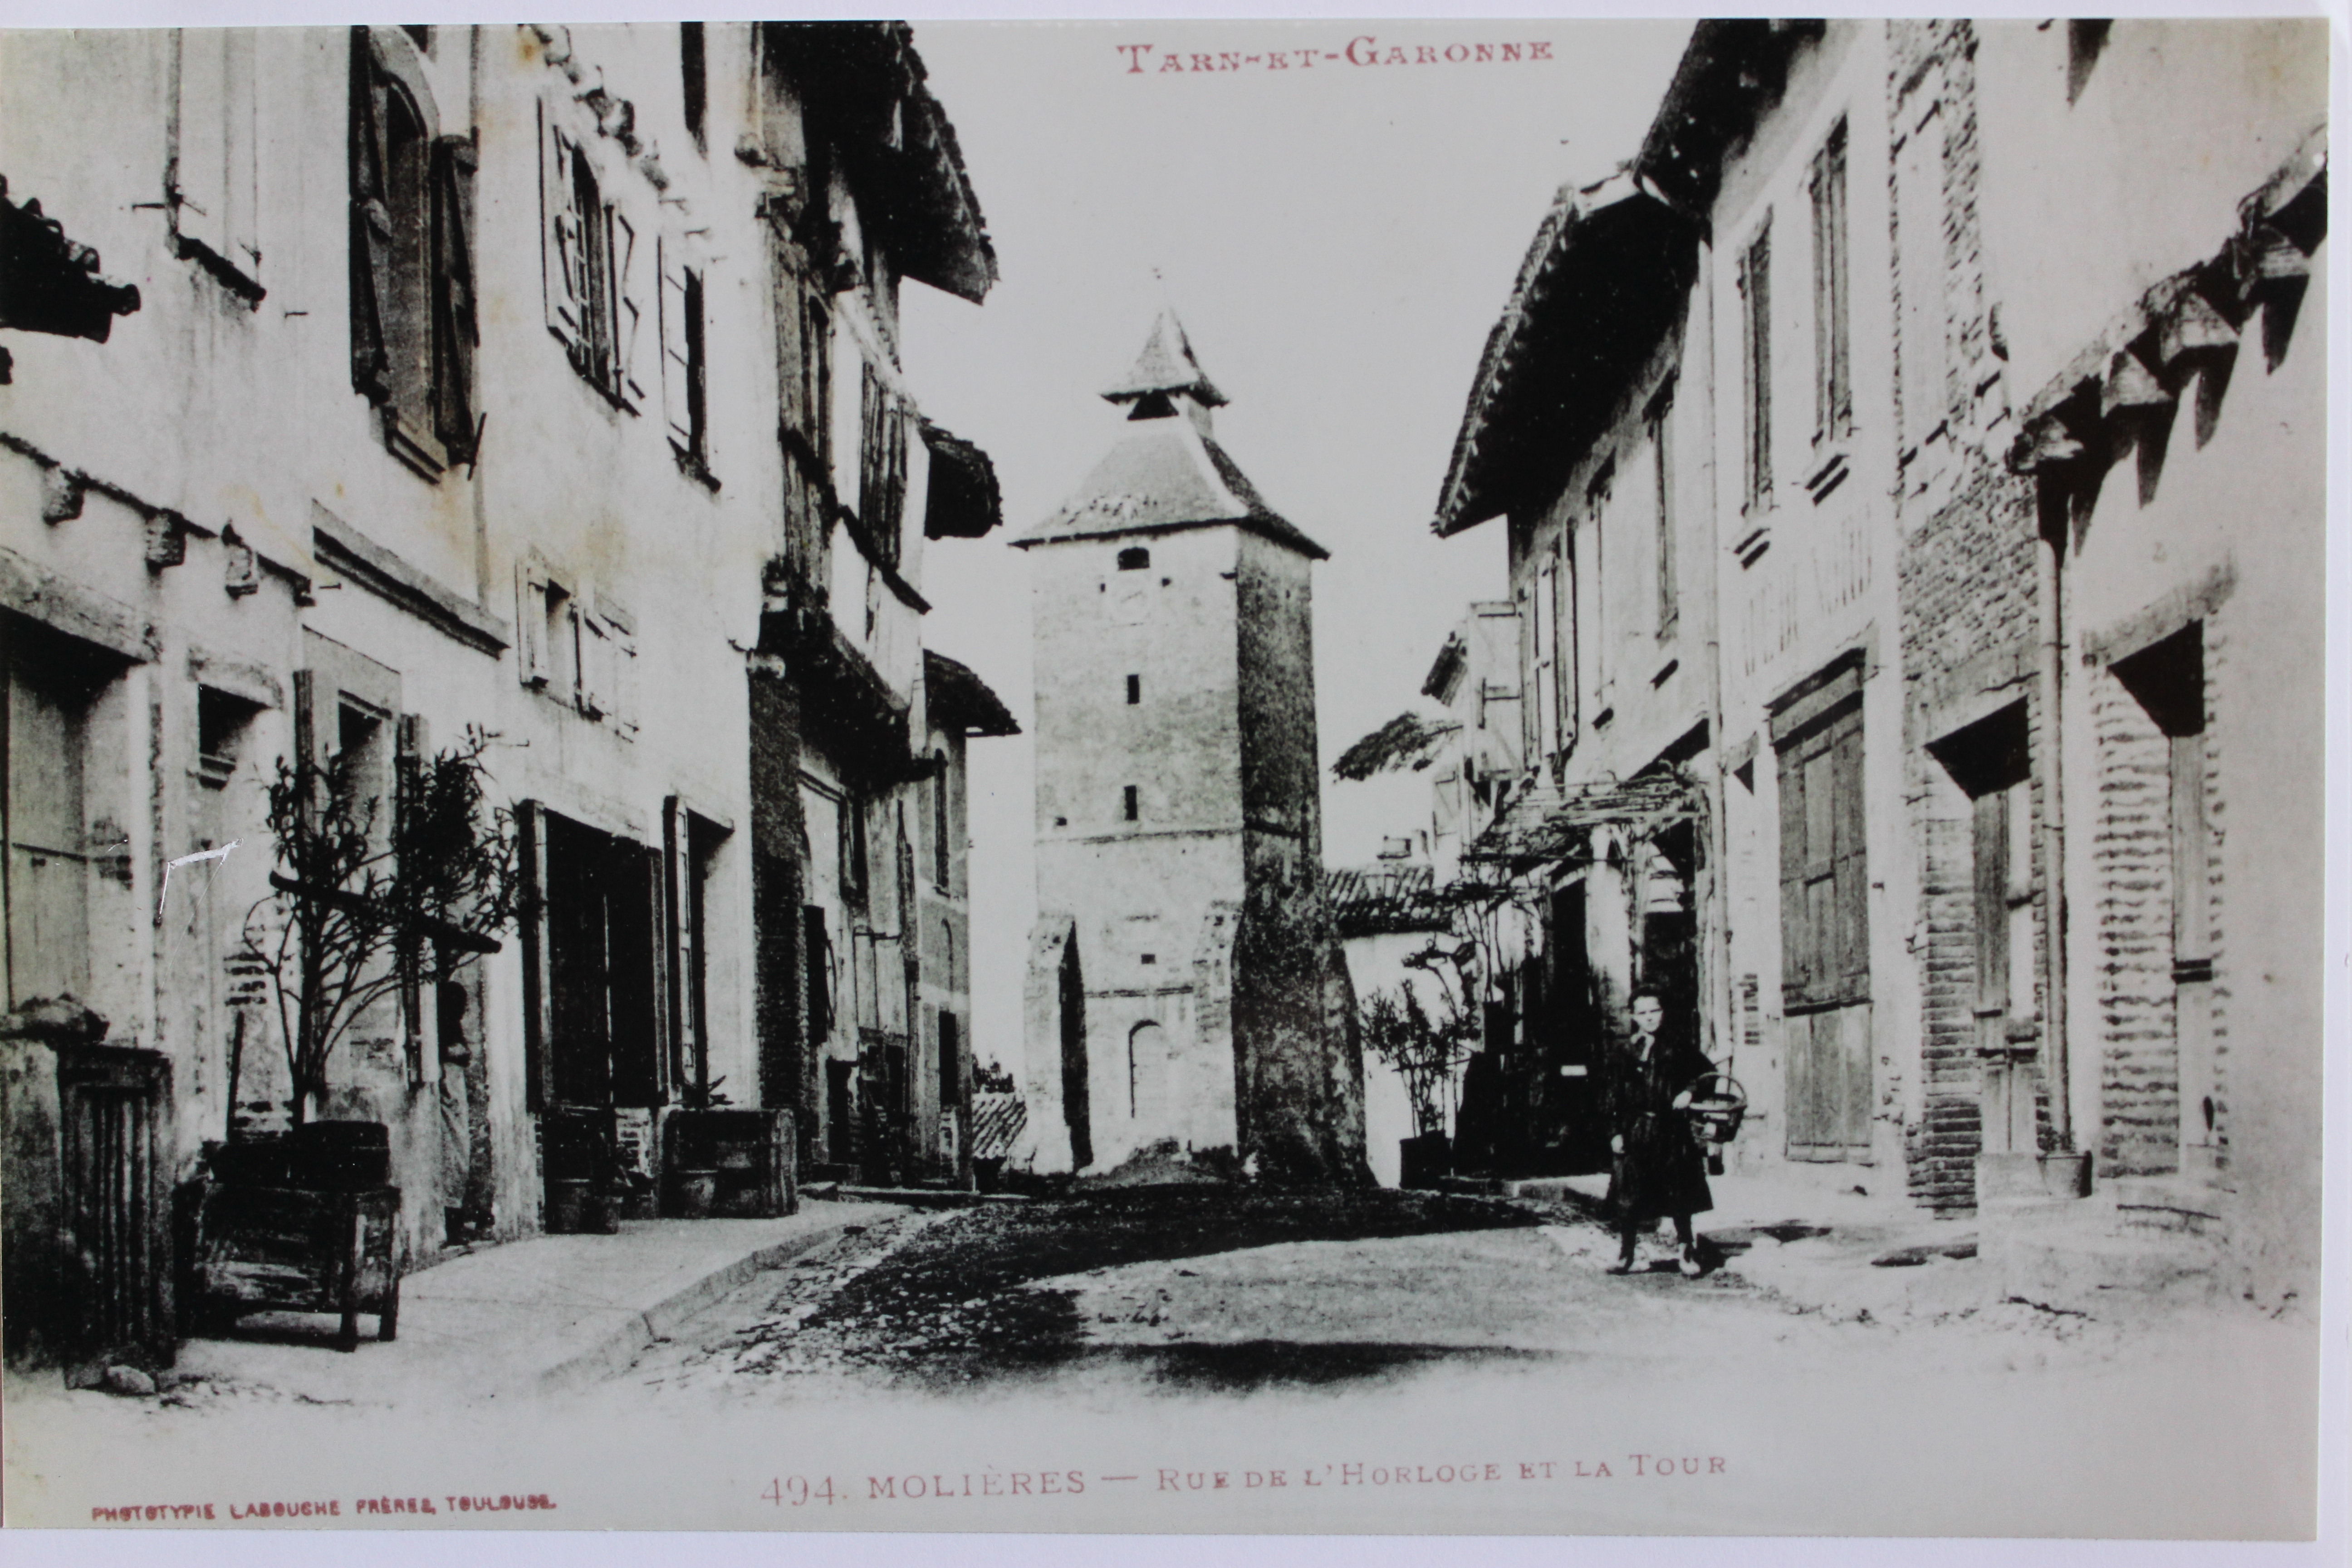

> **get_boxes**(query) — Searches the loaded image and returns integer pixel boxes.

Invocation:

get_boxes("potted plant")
[181,729,519,1349]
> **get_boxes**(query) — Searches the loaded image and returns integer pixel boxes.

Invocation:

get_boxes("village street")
[6,1179,2316,1536]
[595,1184,2234,1404]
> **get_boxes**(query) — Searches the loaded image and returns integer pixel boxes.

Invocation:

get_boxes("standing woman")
[1604,990,1716,1277]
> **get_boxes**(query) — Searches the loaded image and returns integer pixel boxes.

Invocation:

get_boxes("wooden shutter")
[1740,221,1772,507]
[349,29,393,401]
[612,211,646,407]
[515,563,549,686]
[1895,91,1947,459]
[539,103,587,357]
[1828,713,1868,994]
[1558,539,1578,749]
[430,134,479,464]
[1777,734,1811,995]
[174,29,230,262]
[575,611,610,719]
[659,237,695,452]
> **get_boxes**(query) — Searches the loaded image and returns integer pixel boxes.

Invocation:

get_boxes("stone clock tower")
[1014,312,1365,1184]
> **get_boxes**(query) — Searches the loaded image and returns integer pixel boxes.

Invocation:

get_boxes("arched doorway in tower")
[1127,1019,1170,1131]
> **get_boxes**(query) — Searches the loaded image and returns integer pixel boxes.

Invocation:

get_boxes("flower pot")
[547,1177,593,1234]
[1400,1131,1451,1190]
[673,1170,720,1218]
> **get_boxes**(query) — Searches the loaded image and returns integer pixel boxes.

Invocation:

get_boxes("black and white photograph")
[0,13,2341,1544]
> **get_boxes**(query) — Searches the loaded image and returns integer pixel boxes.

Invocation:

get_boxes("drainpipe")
[2034,492,2074,1164]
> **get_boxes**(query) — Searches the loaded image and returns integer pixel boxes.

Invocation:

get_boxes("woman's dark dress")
[1603,1028,1716,1224]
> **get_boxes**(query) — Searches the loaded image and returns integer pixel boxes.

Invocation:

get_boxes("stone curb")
[531,1217,876,1395]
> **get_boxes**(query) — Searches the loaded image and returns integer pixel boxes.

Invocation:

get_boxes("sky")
[893,20,1695,1079]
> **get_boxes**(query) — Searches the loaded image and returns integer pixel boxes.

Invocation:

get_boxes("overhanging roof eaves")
[1632,20,1825,216]
[1432,175,1700,538]
[1466,771,1705,872]
[924,648,1021,738]
[919,417,1003,538]
[763,22,997,305]
[1014,421,1329,560]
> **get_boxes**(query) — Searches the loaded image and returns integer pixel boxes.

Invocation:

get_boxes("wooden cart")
[183,1182,402,1352]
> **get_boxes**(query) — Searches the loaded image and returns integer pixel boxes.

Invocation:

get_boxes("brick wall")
[1889,20,2053,1210]
[2089,669,2177,1174]
[1906,815,1980,1207]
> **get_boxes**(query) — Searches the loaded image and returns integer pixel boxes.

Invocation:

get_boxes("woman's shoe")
[1677,1250,1704,1278]
[1606,1258,1636,1276]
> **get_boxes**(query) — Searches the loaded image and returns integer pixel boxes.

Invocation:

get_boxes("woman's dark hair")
[1629,989,1664,1009]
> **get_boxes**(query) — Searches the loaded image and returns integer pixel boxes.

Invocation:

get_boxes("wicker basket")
[1682,1071,1749,1145]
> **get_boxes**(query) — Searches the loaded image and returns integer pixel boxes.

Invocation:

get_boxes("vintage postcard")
[0,14,2339,1544]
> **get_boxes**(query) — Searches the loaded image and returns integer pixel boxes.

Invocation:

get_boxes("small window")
[1125,674,1141,705]
[1117,547,1150,571]
[680,22,707,152]
[1122,785,1139,822]
[196,687,255,789]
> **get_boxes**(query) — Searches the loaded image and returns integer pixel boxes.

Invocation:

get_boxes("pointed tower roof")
[1015,315,1327,559]
[1100,308,1229,408]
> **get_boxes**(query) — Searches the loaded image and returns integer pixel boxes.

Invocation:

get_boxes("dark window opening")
[840,795,869,903]
[932,754,951,887]
[802,904,833,1041]
[1122,785,1139,822]
[400,25,431,53]
[680,22,707,152]
[938,1011,961,1107]
[1117,546,1150,571]
[196,686,255,790]
[1125,673,1141,705]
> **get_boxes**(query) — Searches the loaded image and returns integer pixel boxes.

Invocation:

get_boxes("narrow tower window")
[1125,673,1141,705]
[1122,784,1139,822]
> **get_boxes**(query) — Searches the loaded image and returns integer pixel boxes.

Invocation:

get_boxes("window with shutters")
[1738,219,1774,512]
[170,28,263,303]
[1776,702,1867,1009]
[858,361,910,566]
[539,100,645,412]
[1808,119,1853,447]
[658,238,714,486]
[350,28,475,479]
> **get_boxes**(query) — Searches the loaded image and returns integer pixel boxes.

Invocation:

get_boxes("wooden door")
[1778,703,1871,1158]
